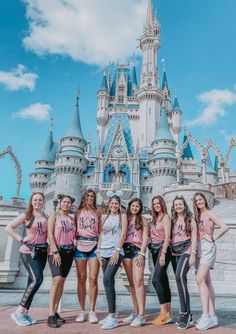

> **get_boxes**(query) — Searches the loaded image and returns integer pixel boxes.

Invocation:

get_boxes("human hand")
[53,253,61,266]
[189,253,195,267]
[109,250,119,265]
[135,254,145,268]
[96,251,103,266]
[23,234,35,243]
[159,253,165,267]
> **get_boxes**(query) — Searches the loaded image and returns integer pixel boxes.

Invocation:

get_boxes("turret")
[97,68,109,127]
[161,67,171,112]
[205,153,217,185]
[171,95,182,147]
[54,91,87,204]
[148,106,177,194]
[30,120,55,193]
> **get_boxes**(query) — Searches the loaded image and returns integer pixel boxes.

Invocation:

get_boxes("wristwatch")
[53,250,59,255]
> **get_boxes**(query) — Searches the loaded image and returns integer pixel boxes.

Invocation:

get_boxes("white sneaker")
[89,311,98,324]
[11,312,31,326]
[209,315,218,328]
[123,312,136,323]
[101,315,118,330]
[75,311,86,323]
[130,314,145,327]
[99,315,110,326]
[196,314,204,324]
[196,315,214,330]
[24,314,37,325]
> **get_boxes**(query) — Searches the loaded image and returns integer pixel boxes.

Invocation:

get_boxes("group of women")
[6,188,228,330]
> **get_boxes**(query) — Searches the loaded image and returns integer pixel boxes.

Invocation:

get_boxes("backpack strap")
[25,214,35,229]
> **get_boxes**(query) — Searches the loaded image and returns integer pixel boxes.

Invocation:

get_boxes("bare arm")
[116,213,128,249]
[159,214,171,266]
[209,211,229,241]
[140,217,149,255]
[47,212,58,253]
[5,213,26,242]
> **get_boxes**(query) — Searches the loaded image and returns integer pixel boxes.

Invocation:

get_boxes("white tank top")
[100,214,123,257]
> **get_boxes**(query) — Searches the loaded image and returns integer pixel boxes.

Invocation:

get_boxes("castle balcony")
[210,182,236,200]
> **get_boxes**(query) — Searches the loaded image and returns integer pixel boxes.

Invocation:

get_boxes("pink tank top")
[197,211,214,240]
[20,212,48,254]
[76,210,99,238]
[124,217,143,249]
[150,216,165,243]
[171,216,191,255]
[52,213,75,248]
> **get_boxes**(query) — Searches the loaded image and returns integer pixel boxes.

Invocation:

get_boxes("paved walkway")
[0,291,235,333]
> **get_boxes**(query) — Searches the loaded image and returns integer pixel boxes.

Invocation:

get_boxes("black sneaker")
[55,312,66,324]
[47,314,60,328]
[177,313,193,329]
[176,313,193,326]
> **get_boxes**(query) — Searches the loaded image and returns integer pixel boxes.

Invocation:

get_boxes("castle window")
[67,157,70,160]
[70,138,73,141]
[118,96,124,103]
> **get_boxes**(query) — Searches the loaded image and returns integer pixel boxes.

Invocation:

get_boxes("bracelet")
[139,251,146,257]
[20,236,24,243]
[116,247,121,252]
[53,250,59,255]
[191,250,196,255]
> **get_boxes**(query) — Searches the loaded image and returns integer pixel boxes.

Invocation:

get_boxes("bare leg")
[206,272,215,316]
[49,276,62,315]
[132,258,146,315]
[75,259,88,311]
[88,258,100,312]
[123,259,139,315]
[196,264,211,316]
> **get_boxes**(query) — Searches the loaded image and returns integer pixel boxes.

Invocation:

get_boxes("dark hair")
[57,194,75,211]
[127,198,143,230]
[171,195,193,235]
[151,195,168,223]
[193,192,210,224]
[25,192,45,221]
[74,189,97,223]
[104,195,121,222]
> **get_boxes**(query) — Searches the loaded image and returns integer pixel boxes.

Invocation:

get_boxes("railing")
[210,182,236,199]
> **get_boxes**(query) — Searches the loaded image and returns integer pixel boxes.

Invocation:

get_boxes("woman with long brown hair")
[74,188,101,324]
[171,195,197,330]
[193,192,228,330]
[122,198,148,328]
[47,194,76,328]
[96,191,128,330]
[6,192,48,326]
[150,195,174,326]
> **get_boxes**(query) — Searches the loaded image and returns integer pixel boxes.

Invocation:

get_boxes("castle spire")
[155,106,174,141]
[65,89,85,139]
[38,120,54,161]
[182,129,194,159]
[146,0,154,28]
[99,66,108,91]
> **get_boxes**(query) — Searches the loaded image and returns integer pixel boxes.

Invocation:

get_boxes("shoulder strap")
[25,214,35,229]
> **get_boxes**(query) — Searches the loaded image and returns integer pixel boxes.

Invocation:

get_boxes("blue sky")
[0,0,236,200]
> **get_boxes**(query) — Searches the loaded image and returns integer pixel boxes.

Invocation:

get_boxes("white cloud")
[0,64,38,91]
[219,129,236,142]
[22,0,147,65]
[187,87,236,126]
[13,103,51,121]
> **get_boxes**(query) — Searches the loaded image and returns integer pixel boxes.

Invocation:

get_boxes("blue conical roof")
[65,93,84,139]
[127,72,133,96]
[206,153,216,174]
[155,107,174,141]
[173,96,180,111]
[182,134,194,159]
[38,130,54,161]
[161,70,169,91]
[214,155,219,172]
[110,73,117,96]
[132,66,137,87]
[99,73,108,91]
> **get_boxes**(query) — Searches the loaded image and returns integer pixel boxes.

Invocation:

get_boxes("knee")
[134,277,144,288]
[103,274,112,288]
[52,276,63,287]
[35,275,43,288]
[77,272,87,284]
[196,273,205,285]
[89,275,98,287]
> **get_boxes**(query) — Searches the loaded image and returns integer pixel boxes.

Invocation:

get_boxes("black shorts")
[48,249,74,278]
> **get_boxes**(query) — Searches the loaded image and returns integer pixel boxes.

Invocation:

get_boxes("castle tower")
[180,132,200,183]
[97,68,110,146]
[54,91,87,204]
[171,96,182,147]
[136,0,163,151]
[205,153,217,185]
[161,68,171,113]
[30,121,55,193]
[148,106,177,194]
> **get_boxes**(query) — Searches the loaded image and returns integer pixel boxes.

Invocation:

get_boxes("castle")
[29,0,236,213]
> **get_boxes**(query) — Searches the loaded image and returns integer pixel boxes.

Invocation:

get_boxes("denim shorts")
[74,245,97,260]
[123,243,140,260]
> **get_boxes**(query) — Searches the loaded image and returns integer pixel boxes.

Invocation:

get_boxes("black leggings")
[173,253,191,314]
[20,250,47,309]
[102,255,122,313]
[152,247,174,304]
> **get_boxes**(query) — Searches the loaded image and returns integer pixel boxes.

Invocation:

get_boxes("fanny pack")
[123,243,140,256]
[76,236,98,253]
[171,239,191,256]
[58,244,75,253]
[148,241,164,254]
